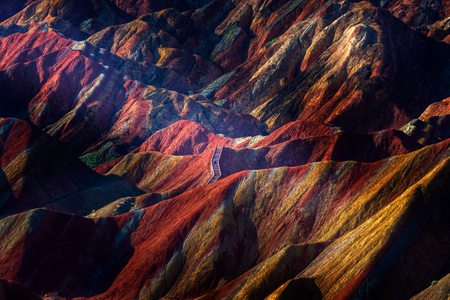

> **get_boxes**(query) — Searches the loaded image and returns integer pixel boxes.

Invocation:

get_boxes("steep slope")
[411,273,450,300]
[0,0,125,38]
[252,2,443,132]
[385,0,450,37]
[250,120,334,147]
[420,97,450,119]
[135,119,335,156]
[0,30,263,160]
[96,150,213,199]
[204,1,449,133]
[401,97,450,145]
[108,140,450,300]
[87,0,242,71]
[86,10,223,88]
[108,0,214,18]
[0,0,36,23]
[97,119,421,202]
[0,208,137,298]
[1,138,450,299]
[0,278,41,300]
[0,117,137,217]
[136,120,233,155]
[218,129,422,178]
[0,0,450,299]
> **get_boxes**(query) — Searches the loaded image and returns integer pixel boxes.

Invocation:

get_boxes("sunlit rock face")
[0,0,450,299]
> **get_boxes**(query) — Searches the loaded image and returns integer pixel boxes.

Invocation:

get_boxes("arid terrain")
[0,0,450,299]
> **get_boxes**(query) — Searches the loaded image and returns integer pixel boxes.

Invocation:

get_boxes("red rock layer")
[109,0,214,18]
[1,0,125,38]
[97,119,421,202]
[2,139,450,299]
[0,0,449,299]
[0,30,264,159]
[0,117,136,217]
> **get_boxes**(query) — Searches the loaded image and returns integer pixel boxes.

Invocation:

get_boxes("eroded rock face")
[1,0,450,299]
[108,0,215,18]
[0,0,37,23]
[0,118,137,217]
[0,30,264,162]
[3,139,450,299]
[411,273,450,300]
[201,1,450,135]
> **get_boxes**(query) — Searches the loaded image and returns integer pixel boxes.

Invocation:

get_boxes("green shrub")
[223,24,238,43]
[268,36,279,47]
[79,19,93,32]
[214,99,227,106]
[201,70,236,98]
[80,144,121,168]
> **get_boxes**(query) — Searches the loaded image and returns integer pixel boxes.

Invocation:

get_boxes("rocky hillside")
[0,0,450,299]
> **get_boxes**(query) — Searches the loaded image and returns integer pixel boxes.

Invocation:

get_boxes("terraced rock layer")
[0,0,450,299]
[0,117,137,217]
[0,30,263,161]
[1,139,450,299]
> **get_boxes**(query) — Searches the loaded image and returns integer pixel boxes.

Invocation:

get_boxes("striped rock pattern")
[0,0,449,299]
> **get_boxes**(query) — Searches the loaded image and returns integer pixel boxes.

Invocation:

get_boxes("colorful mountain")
[0,0,450,299]
[0,117,138,217]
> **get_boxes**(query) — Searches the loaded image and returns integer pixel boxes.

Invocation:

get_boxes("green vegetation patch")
[223,24,239,43]
[80,143,121,169]
[214,99,227,106]
[268,36,280,47]
[201,70,236,99]
[79,19,93,32]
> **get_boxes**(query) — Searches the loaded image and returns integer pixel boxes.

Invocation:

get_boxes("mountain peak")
[0,0,450,298]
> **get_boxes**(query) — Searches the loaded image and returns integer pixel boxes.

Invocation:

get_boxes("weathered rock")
[0,0,450,299]
[0,117,137,217]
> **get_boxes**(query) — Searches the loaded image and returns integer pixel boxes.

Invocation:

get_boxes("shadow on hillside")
[0,167,15,218]
[93,245,135,297]
[0,71,35,120]
[13,211,136,298]
[275,278,323,300]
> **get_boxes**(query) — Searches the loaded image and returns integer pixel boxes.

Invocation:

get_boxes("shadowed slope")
[136,120,238,155]
[97,150,212,199]
[411,273,450,300]
[109,0,214,18]
[202,1,448,134]
[0,208,136,298]
[98,119,422,201]
[300,152,450,300]
[250,2,442,132]
[0,0,37,23]
[0,278,41,300]
[0,0,125,38]
[250,120,333,147]
[0,30,264,160]
[2,138,450,299]
[0,0,449,299]
[385,0,450,42]
[401,97,450,145]
[135,119,334,156]
[86,9,223,88]
[0,117,137,217]
[219,128,422,178]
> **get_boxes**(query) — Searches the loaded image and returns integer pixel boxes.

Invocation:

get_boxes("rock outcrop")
[0,117,137,217]
[0,0,450,299]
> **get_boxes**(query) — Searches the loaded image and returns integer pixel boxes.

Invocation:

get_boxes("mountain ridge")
[0,0,450,299]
